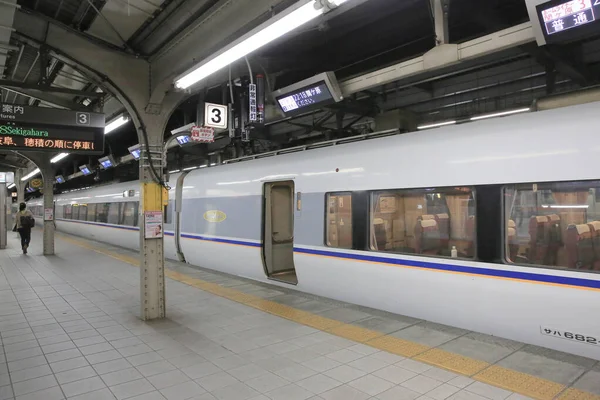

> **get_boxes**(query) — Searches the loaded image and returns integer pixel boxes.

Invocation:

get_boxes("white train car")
[29,102,600,360]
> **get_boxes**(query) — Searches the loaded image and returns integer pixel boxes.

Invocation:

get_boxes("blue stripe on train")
[55,218,600,290]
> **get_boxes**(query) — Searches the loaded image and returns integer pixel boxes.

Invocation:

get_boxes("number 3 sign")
[204,103,228,130]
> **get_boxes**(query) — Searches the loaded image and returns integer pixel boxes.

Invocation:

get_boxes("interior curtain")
[445,194,470,239]
[371,193,381,250]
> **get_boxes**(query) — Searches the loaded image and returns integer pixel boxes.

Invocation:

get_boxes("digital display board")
[0,104,104,154]
[56,176,65,184]
[537,0,600,43]
[130,148,141,159]
[276,82,334,115]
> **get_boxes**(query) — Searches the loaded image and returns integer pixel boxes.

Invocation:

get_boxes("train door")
[263,180,298,284]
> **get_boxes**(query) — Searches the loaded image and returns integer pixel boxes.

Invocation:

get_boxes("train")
[28,101,600,360]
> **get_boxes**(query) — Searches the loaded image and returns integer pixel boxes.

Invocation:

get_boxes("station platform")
[0,230,599,400]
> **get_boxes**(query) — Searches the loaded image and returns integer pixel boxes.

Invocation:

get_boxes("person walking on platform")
[16,203,34,254]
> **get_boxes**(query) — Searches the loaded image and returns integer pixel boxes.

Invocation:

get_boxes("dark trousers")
[18,228,31,248]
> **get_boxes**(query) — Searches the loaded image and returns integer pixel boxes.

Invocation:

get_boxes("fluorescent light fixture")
[7,183,15,189]
[470,108,530,121]
[168,169,180,174]
[128,144,141,160]
[21,168,40,181]
[51,153,69,163]
[183,166,197,171]
[171,123,196,135]
[105,115,130,135]
[417,120,457,130]
[541,204,589,209]
[210,163,217,166]
[175,1,323,89]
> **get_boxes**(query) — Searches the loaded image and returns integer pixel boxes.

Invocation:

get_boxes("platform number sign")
[204,103,228,130]
[76,112,90,126]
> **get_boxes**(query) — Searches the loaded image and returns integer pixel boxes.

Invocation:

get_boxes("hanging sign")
[249,84,257,122]
[44,208,54,221]
[144,211,163,239]
[190,126,215,143]
[204,103,228,129]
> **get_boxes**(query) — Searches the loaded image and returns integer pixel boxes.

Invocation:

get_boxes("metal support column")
[433,0,450,45]
[0,184,6,250]
[15,169,24,204]
[39,158,55,256]
[139,131,166,320]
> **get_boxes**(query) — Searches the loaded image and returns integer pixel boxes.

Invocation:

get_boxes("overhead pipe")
[532,86,600,111]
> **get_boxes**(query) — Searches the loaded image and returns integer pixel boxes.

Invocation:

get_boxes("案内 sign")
[0,104,104,154]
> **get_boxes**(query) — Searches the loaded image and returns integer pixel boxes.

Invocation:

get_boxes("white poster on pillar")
[44,208,54,221]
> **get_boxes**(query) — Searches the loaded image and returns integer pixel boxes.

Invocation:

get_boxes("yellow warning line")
[58,233,600,400]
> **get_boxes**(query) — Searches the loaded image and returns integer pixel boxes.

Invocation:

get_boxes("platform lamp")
[79,164,93,176]
[98,155,117,170]
[128,144,142,160]
[55,175,66,184]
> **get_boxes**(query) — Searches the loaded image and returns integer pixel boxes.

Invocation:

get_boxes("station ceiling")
[0,0,599,194]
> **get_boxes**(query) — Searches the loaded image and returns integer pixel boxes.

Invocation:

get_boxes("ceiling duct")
[533,86,600,111]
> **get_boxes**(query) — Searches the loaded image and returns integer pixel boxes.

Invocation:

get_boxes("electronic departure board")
[0,104,104,154]
[276,83,334,114]
[274,72,344,117]
[537,0,600,43]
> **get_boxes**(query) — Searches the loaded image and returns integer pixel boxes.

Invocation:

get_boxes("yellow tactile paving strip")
[58,234,600,400]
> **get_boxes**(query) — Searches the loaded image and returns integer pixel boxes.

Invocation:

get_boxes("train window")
[107,203,120,225]
[122,202,137,227]
[504,181,600,272]
[96,203,110,223]
[64,205,72,219]
[165,201,174,225]
[87,204,96,222]
[326,193,353,249]
[72,205,80,220]
[369,188,475,258]
[78,205,88,221]
[56,206,64,219]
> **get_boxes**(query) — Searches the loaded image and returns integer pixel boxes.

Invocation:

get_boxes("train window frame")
[367,186,477,260]
[502,179,600,274]
[324,192,354,249]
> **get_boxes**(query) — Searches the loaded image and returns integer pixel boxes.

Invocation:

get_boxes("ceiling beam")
[0,79,104,98]
[0,85,88,110]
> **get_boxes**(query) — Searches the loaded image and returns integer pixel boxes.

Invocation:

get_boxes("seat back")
[588,221,600,269]
[528,215,549,264]
[415,218,440,255]
[565,223,595,269]
[544,214,562,265]
[465,215,476,257]
[507,219,518,262]
[373,218,387,251]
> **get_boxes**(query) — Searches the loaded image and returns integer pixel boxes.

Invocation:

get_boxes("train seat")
[528,216,549,265]
[565,223,595,269]
[507,219,519,262]
[373,218,388,251]
[587,221,600,270]
[415,218,440,255]
[545,214,562,266]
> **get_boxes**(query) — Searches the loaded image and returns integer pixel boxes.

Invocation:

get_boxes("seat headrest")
[420,219,437,228]
[507,227,516,237]
[535,216,549,223]
[373,218,384,225]
[548,214,560,222]
[421,215,436,220]
[588,221,600,232]
[436,213,449,219]
[576,224,591,235]
[508,220,516,228]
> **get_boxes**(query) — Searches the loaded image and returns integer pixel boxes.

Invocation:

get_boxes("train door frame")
[262,180,298,284]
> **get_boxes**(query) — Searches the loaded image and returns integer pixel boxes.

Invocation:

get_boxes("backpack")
[20,214,34,229]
